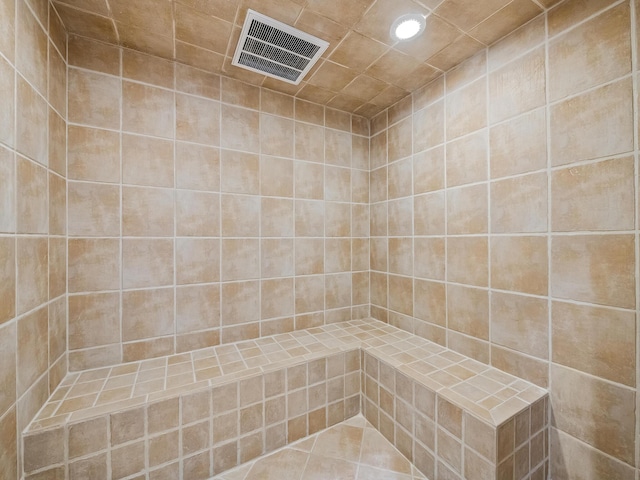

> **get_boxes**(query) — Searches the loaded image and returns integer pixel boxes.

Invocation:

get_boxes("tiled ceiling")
[54,0,560,117]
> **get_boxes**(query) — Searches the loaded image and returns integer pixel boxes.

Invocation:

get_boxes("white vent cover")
[231,10,329,85]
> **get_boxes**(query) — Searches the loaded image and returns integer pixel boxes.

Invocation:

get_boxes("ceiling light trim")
[390,13,426,42]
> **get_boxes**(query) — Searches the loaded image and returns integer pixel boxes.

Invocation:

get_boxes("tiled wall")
[65,36,370,371]
[369,1,639,478]
[0,0,68,478]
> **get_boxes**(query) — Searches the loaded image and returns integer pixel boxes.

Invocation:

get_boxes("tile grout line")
[630,0,640,475]
[543,8,554,477]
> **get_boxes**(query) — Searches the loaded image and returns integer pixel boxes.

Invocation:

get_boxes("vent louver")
[232,10,329,85]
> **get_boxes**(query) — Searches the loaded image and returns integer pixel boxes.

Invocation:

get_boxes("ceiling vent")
[231,10,329,85]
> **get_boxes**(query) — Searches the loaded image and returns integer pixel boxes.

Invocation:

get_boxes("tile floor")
[211,414,429,480]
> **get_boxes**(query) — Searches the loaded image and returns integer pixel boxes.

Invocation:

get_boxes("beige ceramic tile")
[122,134,174,188]
[122,239,174,289]
[176,238,220,285]
[550,428,635,480]
[177,93,221,146]
[552,301,635,386]
[547,0,621,39]
[468,0,542,47]
[551,234,635,309]
[0,238,16,324]
[16,0,48,95]
[551,157,635,232]
[16,155,47,234]
[68,293,120,349]
[447,236,488,288]
[16,237,48,314]
[0,56,15,150]
[489,108,547,179]
[123,48,174,88]
[221,105,259,152]
[488,15,545,72]
[447,284,489,340]
[262,114,294,158]
[68,239,120,293]
[177,190,220,237]
[123,288,175,341]
[68,68,120,129]
[414,237,445,281]
[16,77,48,167]
[68,182,120,237]
[491,172,547,233]
[548,3,631,102]
[413,147,444,195]
[550,364,635,464]
[446,131,488,187]
[17,306,48,396]
[122,187,174,237]
[387,117,412,162]
[446,78,486,139]
[491,236,548,296]
[68,35,120,75]
[550,78,633,166]
[49,182,68,241]
[176,142,220,192]
[68,126,120,183]
[447,184,488,234]
[491,292,548,359]
[489,47,545,124]
[414,279,446,327]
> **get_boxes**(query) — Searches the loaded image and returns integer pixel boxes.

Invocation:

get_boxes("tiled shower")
[0,0,638,479]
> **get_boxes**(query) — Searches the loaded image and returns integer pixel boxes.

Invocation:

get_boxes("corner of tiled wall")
[0,0,69,477]
[64,35,371,371]
[369,0,639,478]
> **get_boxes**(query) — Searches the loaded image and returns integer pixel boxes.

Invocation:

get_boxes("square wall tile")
[446,78,486,139]
[447,284,489,340]
[122,239,174,289]
[45,173,63,233]
[122,134,174,188]
[176,142,220,191]
[550,78,633,166]
[68,68,120,129]
[489,108,547,179]
[68,239,120,293]
[176,284,220,333]
[548,3,631,102]
[551,157,634,232]
[69,293,120,349]
[17,155,47,234]
[552,301,635,386]
[177,93,221,146]
[0,238,15,324]
[491,292,548,359]
[123,81,174,138]
[123,288,175,341]
[68,126,120,183]
[68,182,120,237]
[122,186,174,237]
[16,236,48,314]
[551,234,635,309]
[491,172,547,233]
[550,364,635,465]
[489,47,545,124]
[491,236,548,296]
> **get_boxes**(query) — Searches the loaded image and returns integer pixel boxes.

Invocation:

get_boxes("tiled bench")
[22,319,548,480]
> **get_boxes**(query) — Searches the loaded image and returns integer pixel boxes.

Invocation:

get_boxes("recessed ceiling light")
[390,14,426,42]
